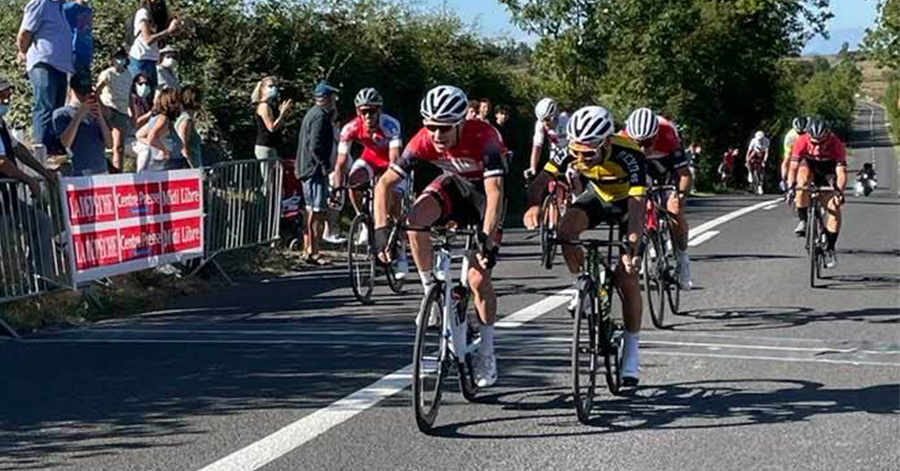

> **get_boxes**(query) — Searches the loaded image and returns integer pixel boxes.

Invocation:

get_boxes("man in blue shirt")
[53,74,112,176]
[17,0,74,156]
[63,0,93,77]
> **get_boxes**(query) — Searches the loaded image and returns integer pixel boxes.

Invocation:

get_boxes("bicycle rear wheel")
[348,214,375,304]
[572,283,598,424]
[412,283,447,432]
[598,279,624,396]
[663,228,681,315]
[456,288,480,402]
[644,230,667,329]
[540,194,557,269]
[384,222,405,294]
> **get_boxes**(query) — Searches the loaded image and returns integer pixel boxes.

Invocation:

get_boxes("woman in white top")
[128,0,179,95]
[96,48,133,172]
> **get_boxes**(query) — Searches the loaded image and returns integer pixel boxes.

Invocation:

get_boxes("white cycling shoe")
[473,353,498,388]
[394,252,410,280]
[622,334,640,387]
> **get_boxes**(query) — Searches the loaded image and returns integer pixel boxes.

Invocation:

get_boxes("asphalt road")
[2,104,898,471]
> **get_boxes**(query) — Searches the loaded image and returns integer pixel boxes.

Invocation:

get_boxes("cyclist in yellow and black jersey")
[524,106,647,386]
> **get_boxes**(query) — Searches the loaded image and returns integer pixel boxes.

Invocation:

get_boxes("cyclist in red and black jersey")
[787,118,847,268]
[373,85,505,388]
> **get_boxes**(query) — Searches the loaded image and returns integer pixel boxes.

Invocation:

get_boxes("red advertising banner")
[59,170,204,286]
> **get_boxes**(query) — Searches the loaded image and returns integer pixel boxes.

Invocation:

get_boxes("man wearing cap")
[0,76,57,193]
[156,45,181,93]
[52,75,112,176]
[17,0,75,156]
[295,80,339,265]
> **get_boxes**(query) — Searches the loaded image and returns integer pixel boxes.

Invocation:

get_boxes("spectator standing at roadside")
[252,76,292,161]
[128,0,179,95]
[136,88,185,172]
[0,76,57,192]
[466,100,479,121]
[295,80,339,266]
[17,0,74,156]
[96,48,133,172]
[478,98,492,122]
[62,0,93,78]
[156,45,181,93]
[130,72,153,132]
[493,105,512,148]
[53,75,112,176]
[176,85,202,168]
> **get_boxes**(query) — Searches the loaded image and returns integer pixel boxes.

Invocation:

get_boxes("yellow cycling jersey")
[783,129,800,158]
[544,135,648,202]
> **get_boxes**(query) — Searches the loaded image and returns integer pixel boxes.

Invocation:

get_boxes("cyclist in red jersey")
[787,118,847,268]
[333,88,409,277]
[622,108,693,290]
[374,85,505,388]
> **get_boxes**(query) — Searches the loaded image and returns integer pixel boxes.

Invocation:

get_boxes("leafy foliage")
[863,0,900,70]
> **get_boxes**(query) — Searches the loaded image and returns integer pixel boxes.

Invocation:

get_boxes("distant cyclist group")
[326,83,855,427]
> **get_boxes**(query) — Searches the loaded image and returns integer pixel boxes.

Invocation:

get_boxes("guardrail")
[0,178,72,337]
[199,158,284,281]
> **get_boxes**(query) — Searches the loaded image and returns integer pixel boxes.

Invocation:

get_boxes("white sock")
[419,270,434,289]
[479,324,495,357]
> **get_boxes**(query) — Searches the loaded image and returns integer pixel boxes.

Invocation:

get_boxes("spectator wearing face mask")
[156,45,180,93]
[52,74,112,176]
[96,48,133,172]
[130,72,153,132]
[128,0,179,95]
[253,76,292,161]
[136,87,185,172]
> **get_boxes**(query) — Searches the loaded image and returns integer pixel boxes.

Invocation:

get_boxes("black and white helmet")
[625,107,659,141]
[792,116,807,133]
[535,98,558,121]
[566,106,615,145]
[420,85,468,124]
[807,118,828,140]
[354,88,383,108]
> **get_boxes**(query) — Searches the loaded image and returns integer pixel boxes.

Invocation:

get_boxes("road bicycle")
[409,224,486,432]
[538,174,572,269]
[801,183,830,288]
[643,184,681,329]
[552,225,628,424]
[340,184,406,304]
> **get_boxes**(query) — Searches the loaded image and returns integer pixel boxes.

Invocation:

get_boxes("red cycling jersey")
[338,114,403,173]
[791,133,847,164]
[392,119,505,181]
[620,116,681,160]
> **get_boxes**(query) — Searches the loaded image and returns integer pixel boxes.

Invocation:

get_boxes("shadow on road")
[425,379,899,438]
[664,305,899,331]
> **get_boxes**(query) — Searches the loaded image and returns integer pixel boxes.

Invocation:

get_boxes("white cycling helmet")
[792,116,807,133]
[420,85,468,124]
[807,118,828,140]
[354,87,383,108]
[535,98,558,121]
[754,130,765,140]
[625,107,659,141]
[566,106,615,145]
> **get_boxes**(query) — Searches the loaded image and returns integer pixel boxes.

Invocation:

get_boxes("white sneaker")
[622,335,639,386]
[323,233,347,245]
[355,225,369,245]
[473,353,497,388]
[824,249,837,269]
[394,252,409,280]
[677,252,692,291]
[794,220,807,237]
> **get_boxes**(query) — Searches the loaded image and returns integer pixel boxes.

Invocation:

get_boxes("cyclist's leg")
[347,159,374,216]
[559,191,596,276]
[407,177,449,287]
[794,162,812,234]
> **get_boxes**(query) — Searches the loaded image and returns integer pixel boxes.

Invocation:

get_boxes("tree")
[863,0,900,70]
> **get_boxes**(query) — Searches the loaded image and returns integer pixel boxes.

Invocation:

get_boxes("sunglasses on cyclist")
[358,107,380,116]
[425,123,455,133]
[570,148,598,160]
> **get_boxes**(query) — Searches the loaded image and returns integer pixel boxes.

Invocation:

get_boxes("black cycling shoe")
[623,376,640,387]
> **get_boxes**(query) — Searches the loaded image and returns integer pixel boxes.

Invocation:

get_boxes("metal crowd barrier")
[0,178,72,337]
[200,158,284,281]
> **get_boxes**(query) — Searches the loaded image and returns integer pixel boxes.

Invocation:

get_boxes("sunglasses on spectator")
[358,107,380,116]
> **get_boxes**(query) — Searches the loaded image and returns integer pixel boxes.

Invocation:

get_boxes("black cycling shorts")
[800,158,839,188]
[422,173,486,228]
[646,153,690,184]
[569,187,630,234]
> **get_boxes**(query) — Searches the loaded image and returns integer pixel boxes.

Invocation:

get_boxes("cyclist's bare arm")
[334,150,349,189]
[835,165,848,193]
[482,176,504,243]
[676,167,691,194]
[389,146,400,164]
[523,170,552,230]
[374,168,402,229]
[528,145,542,175]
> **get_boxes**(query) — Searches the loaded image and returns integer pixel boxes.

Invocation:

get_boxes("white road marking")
[24,338,413,346]
[762,203,780,211]
[688,231,719,247]
[643,350,899,368]
[192,198,790,471]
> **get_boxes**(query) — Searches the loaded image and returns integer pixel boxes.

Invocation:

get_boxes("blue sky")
[423,0,879,52]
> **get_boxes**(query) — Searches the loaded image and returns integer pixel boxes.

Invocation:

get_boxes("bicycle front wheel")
[412,283,447,432]
[384,222,406,294]
[644,230,667,329]
[540,194,557,269]
[348,214,375,304]
[572,285,598,424]
[807,202,818,288]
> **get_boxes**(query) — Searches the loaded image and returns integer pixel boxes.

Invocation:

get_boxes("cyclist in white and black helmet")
[527,97,568,180]
[621,107,693,290]
[524,105,648,386]
[780,116,807,192]
[373,85,506,388]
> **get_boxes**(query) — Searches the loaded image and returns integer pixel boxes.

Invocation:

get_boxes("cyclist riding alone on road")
[780,117,807,192]
[373,85,505,388]
[523,106,648,386]
[621,108,693,290]
[787,118,847,268]
[746,130,770,193]
[333,88,410,279]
